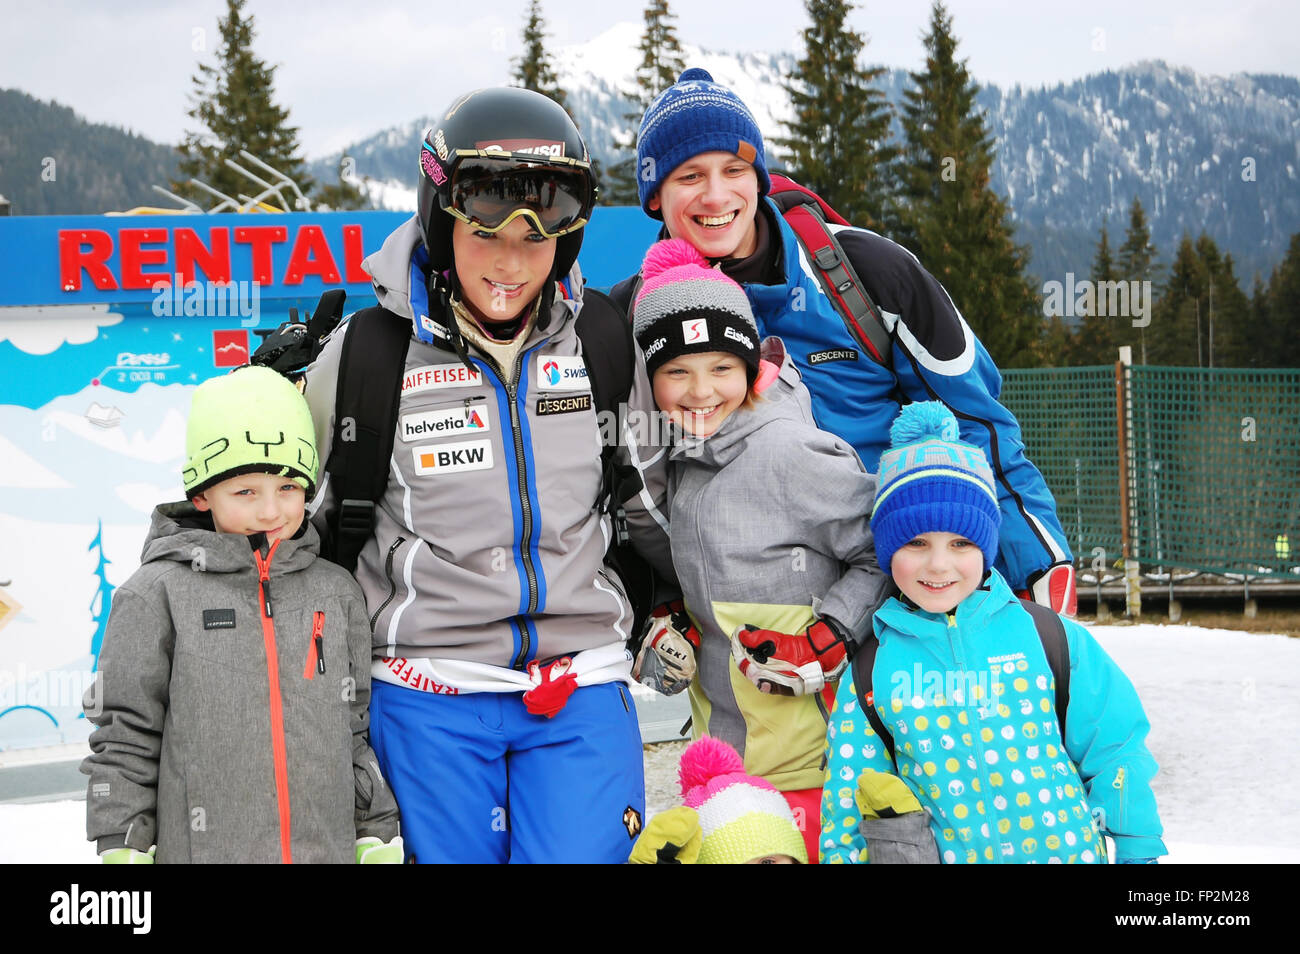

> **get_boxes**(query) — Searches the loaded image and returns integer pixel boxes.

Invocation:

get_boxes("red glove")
[523,657,578,718]
[1021,561,1077,617]
[732,619,850,696]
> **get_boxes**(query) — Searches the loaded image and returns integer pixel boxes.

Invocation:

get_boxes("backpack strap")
[608,274,642,317]
[574,286,655,636]
[767,176,892,367]
[574,288,644,523]
[1017,598,1071,742]
[325,305,412,573]
[851,634,897,768]
[852,602,1072,768]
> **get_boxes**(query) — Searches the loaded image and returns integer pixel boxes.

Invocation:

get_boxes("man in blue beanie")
[611,67,1077,617]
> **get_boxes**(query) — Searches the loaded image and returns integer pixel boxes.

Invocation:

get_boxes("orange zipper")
[254,539,293,864]
[303,611,325,679]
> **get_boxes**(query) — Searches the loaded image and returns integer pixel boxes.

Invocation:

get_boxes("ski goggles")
[443,155,595,239]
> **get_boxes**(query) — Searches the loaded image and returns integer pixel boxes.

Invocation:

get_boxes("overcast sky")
[2,0,1295,158]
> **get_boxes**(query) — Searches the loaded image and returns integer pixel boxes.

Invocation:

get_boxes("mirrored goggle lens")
[448,163,591,237]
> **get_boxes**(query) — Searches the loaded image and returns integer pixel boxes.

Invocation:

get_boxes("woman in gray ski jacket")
[302,88,673,864]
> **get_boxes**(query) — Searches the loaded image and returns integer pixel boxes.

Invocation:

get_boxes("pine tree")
[891,2,1040,368]
[512,0,569,113]
[1262,232,1300,368]
[1117,197,1159,363]
[1148,234,1203,366]
[776,0,897,228]
[1209,251,1252,368]
[1071,220,1121,365]
[176,0,314,207]
[605,0,687,206]
[1245,273,1272,368]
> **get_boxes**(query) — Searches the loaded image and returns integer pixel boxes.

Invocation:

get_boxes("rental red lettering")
[233,225,288,286]
[342,225,369,284]
[118,229,170,289]
[283,225,341,284]
[58,229,117,292]
[175,227,232,285]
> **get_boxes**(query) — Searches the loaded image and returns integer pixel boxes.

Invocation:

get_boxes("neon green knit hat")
[183,366,319,498]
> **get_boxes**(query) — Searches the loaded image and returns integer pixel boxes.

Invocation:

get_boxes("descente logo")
[50,884,151,934]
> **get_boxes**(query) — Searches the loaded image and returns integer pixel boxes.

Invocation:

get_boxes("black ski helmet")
[417,87,596,281]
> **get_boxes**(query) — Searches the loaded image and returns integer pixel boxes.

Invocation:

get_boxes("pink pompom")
[641,238,711,283]
[678,735,745,798]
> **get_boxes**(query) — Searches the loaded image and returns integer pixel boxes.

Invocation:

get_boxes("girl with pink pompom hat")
[628,238,893,863]
[629,736,807,864]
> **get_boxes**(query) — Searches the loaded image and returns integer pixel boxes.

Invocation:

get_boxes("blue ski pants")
[369,679,645,863]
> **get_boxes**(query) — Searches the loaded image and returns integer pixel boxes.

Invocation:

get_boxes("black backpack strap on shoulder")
[575,288,634,432]
[851,634,897,767]
[575,288,643,522]
[326,305,412,573]
[574,286,656,635]
[1018,598,1071,741]
[770,193,892,368]
[608,274,642,317]
[307,288,348,344]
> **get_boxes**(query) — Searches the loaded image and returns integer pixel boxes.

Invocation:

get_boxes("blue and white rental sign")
[0,207,658,751]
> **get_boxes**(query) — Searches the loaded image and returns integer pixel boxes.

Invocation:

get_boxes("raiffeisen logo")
[543,360,561,386]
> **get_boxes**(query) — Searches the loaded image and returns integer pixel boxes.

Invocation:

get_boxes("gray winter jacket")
[669,342,894,790]
[81,504,400,863]
[303,217,673,679]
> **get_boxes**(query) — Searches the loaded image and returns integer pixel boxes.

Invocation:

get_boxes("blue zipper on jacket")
[475,341,548,670]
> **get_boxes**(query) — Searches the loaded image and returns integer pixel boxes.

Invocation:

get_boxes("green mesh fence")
[1000,366,1300,579]
[1001,367,1122,571]
[1127,367,1300,577]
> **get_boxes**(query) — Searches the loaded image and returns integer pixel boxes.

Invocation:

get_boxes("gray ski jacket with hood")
[81,503,400,863]
[304,217,673,688]
[669,342,894,790]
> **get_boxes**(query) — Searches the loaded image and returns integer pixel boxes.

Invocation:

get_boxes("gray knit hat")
[633,238,760,378]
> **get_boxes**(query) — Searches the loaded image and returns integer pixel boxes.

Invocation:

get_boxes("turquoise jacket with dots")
[820,569,1166,864]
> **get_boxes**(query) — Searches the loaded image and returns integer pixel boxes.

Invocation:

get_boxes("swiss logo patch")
[536,355,589,391]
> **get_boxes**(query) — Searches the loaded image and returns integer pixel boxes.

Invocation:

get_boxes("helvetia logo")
[399,404,491,442]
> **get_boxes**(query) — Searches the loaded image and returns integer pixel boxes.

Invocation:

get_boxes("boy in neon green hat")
[82,366,402,863]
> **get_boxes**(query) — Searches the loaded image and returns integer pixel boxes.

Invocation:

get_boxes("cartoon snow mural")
[0,575,20,633]
[88,520,114,670]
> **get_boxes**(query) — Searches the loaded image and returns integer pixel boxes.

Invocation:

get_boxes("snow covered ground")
[1,620,1295,864]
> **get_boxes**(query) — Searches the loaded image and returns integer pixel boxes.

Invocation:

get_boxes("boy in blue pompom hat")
[820,401,1166,865]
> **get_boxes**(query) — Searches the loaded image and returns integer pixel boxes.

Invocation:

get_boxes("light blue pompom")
[890,401,959,447]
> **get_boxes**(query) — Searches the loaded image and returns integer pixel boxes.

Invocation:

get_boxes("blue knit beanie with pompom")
[636,67,771,217]
[870,402,1001,573]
